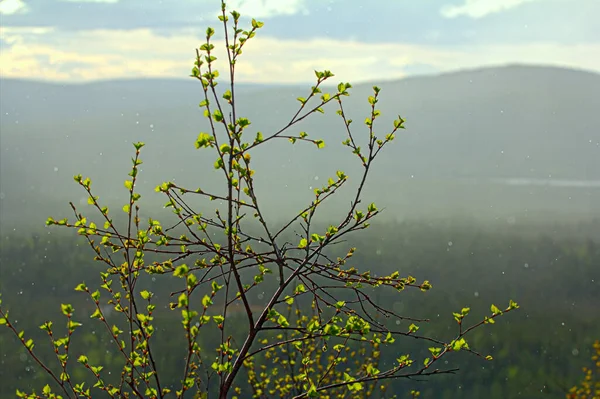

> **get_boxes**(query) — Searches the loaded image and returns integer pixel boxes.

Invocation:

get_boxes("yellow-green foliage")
[567,340,600,399]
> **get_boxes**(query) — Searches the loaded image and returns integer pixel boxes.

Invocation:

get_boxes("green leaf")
[420,280,432,291]
[137,313,148,323]
[61,303,74,316]
[213,110,224,122]
[307,319,320,333]
[237,117,251,128]
[384,331,395,344]
[393,116,405,128]
[337,82,351,92]
[90,365,103,374]
[202,295,213,308]
[397,354,412,366]
[39,321,52,331]
[187,273,198,288]
[490,304,502,315]
[74,282,87,292]
[211,281,223,292]
[428,347,442,357]
[90,308,103,319]
[178,293,188,308]
[277,314,289,327]
[140,290,151,300]
[251,18,264,29]
[195,133,214,149]
[68,320,82,331]
[174,264,189,277]
[366,363,380,376]
[343,373,364,392]
[451,337,469,351]
[305,383,318,398]
[310,233,323,243]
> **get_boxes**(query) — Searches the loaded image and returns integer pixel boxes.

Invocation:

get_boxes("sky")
[0,0,599,83]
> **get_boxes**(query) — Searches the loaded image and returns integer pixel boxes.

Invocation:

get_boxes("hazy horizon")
[2,64,599,232]
[2,62,598,86]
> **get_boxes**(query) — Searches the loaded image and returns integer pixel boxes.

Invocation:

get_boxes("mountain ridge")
[2,63,598,87]
[1,64,599,229]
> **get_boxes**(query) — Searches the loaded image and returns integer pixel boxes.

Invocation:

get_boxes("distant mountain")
[1,64,599,230]
[0,78,277,120]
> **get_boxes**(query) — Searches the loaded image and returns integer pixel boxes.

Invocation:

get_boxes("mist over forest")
[2,64,599,232]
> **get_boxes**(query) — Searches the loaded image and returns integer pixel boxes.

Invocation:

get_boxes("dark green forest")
[1,218,598,398]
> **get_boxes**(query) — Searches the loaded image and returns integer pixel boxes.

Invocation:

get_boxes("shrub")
[567,340,600,399]
[0,2,518,398]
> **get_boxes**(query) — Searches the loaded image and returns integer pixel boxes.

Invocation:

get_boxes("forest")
[1,218,599,398]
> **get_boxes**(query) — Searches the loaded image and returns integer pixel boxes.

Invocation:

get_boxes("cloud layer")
[0,0,29,15]
[0,0,598,83]
[440,0,541,18]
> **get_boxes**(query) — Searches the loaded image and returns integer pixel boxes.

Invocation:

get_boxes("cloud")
[0,0,310,38]
[59,0,119,3]
[225,0,307,18]
[0,0,595,50]
[0,0,29,15]
[441,0,539,18]
[1,26,598,83]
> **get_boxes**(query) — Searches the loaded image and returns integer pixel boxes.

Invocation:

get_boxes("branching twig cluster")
[0,2,519,399]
